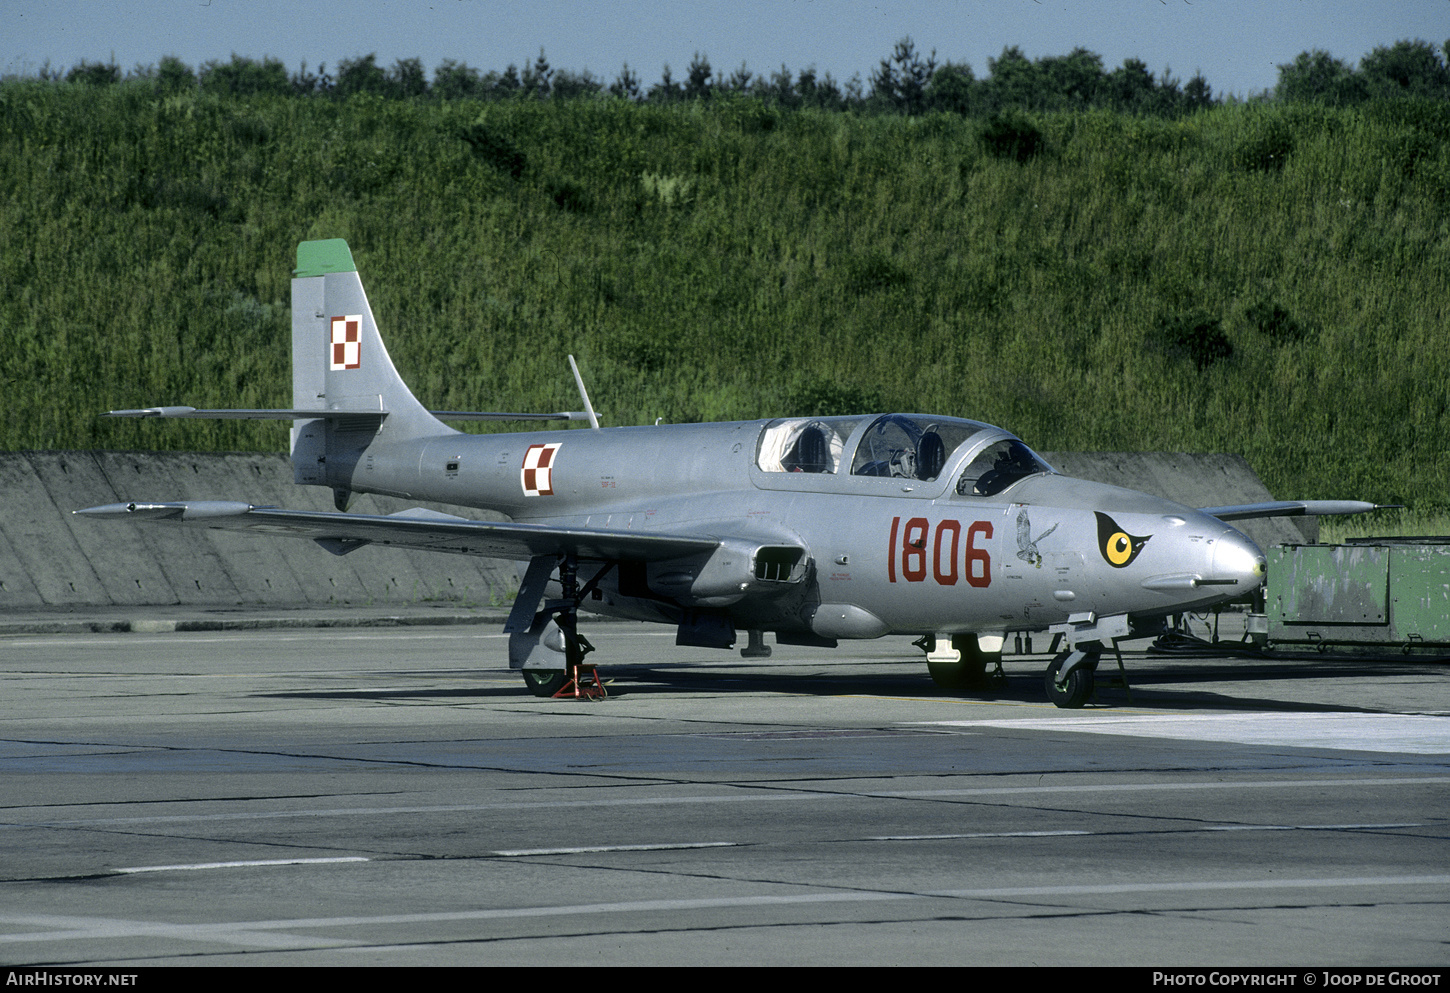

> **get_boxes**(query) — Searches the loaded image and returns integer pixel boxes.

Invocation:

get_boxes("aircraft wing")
[1199,500,1389,521]
[75,501,722,562]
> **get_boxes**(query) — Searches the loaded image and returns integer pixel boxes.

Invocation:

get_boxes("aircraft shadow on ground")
[255,653,1446,712]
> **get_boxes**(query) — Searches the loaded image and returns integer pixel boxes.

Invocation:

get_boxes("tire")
[522,669,568,698]
[1044,650,1096,708]
[926,634,992,690]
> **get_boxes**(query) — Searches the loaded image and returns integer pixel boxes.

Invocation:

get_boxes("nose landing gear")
[1044,649,1098,708]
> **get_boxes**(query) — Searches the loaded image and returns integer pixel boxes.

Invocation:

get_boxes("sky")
[6,0,1448,99]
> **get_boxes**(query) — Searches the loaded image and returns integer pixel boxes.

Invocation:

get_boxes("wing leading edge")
[75,501,722,562]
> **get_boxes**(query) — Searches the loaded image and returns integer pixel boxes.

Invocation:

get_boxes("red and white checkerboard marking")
[521,443,562,497]
[330,315,362,370]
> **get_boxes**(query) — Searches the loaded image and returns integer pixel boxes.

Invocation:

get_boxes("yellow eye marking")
[1094,512,1152,568]
[1106,532,1133,566]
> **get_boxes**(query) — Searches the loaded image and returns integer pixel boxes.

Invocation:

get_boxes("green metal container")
[1263,538,1450,653]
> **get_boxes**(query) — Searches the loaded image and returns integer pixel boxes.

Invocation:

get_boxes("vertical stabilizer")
[289,239,451,492]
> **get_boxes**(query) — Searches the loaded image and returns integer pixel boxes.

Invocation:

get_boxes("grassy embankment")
[1,82,1446,511]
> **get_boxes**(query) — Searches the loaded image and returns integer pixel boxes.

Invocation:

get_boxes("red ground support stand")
[552,663,607,700]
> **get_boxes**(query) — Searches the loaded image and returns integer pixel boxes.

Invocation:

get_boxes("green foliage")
[0,87,1445,511]
[459,121,526,177]
[969,47,1207,117]
[65,61,120,87]
[1360,40,1450,99]
[1244,301,1306,343]
[843,250,912,296]
[784,379,888,418]
[1276,50,1366,106]
[928,63,975,114]
[389,57,429,99]
[1233,113,1295,171]
[640,171,694,206]
[200,54,290,97]
[1153,311,1233,370]
[156,56,196,95]
[1321,506,1450,543]
[433,59,481,100]
[1277,40,1450,105]
[873,37,937,115]
[981,110,1045,161]
[543,175,591,213]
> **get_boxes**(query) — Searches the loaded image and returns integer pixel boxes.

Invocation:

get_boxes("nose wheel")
[1045,649,1098,708]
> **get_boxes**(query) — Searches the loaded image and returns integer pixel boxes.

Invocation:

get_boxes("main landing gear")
[511,553,611,700]
[917,633,1003,690]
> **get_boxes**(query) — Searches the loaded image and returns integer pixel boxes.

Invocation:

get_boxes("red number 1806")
[887,517,992,588]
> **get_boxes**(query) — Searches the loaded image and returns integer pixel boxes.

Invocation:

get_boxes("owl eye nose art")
[1095,512,1150,568]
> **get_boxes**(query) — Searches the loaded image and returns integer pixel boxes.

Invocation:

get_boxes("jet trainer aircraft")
[79,240,1381,707]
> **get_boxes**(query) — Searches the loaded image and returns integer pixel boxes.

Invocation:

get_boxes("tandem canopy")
[755,414,1054,495]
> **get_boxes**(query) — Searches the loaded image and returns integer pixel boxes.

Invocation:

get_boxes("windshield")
[956,439,1054,496]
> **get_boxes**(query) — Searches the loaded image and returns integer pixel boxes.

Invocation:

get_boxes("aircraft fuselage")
[331,416,1264,643]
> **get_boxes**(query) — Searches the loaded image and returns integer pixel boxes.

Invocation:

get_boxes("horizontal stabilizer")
[75,501,722,563]
[107,406,587,422]
[107,406,371,420]
[75,500,260,520]
[1199,500,1394,521]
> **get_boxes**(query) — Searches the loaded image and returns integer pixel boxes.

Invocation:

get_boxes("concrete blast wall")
[0,451,517,610]
[0,450,1309,611]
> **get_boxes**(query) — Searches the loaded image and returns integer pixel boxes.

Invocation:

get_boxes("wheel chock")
[553,663,607,700]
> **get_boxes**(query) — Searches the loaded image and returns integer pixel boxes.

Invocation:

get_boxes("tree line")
[1274,39,1450,104]
[25,36,1449,117]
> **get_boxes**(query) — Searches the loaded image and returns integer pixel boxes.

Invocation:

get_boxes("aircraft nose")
[1211,529,1266,589]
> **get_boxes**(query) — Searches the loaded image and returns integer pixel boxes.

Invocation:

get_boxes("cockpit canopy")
[756,414,1054,496]
[954,437,1056,496]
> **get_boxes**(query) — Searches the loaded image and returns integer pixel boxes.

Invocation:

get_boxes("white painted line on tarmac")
[918,712,1450,753]
[874,775,1450,799]
[0,794,831,830]
[3,875,1447,949]
[929,874,1450,900]
[114,856,370,874]
[873,830,1092,840]
[1204,822,1423,832]
[492,841,738,856]
[871,823,1423,842]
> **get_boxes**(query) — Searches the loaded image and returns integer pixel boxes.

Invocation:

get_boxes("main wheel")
[522,669,568,698]
[926,634,992,689]
[1044,650,1096,708]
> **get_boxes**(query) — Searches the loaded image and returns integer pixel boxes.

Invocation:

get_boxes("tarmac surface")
[1,606,1447,967]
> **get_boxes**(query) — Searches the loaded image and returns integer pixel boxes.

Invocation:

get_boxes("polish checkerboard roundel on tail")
[329,315,362,371]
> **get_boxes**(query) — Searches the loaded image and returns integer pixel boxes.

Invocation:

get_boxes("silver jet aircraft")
[79,240,1379,707]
